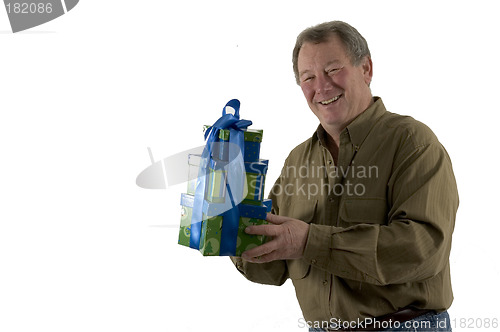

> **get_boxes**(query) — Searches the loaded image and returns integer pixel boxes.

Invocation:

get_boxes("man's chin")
[319,116,345,130]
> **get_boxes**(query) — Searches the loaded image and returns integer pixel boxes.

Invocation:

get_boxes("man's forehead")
[298,42,347,75]
[298,36,347,62]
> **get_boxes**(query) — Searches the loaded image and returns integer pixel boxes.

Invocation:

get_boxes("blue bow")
[189,99,252,255]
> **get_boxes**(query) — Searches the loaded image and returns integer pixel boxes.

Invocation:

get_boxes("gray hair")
[292,21,371,84]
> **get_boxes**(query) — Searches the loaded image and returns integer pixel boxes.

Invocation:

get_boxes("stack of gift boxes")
[178,125,271,256]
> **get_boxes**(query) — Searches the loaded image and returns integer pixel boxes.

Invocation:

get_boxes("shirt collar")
[314,96,387,148]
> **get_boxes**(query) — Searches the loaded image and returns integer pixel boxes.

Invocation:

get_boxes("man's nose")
[315,74,334,94]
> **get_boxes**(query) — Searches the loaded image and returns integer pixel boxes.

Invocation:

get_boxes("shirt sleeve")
[302,140,459,286]
[229,256,289,286]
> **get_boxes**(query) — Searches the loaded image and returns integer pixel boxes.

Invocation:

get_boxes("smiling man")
[231,21,458,331]
[297,31,373,160]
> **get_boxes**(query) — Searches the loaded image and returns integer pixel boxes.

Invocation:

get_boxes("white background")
[1,1,499,331]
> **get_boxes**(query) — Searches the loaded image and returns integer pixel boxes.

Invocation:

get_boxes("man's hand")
[241,213,310,263]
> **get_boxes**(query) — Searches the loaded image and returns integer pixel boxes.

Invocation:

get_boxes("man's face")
[297,34,373,134]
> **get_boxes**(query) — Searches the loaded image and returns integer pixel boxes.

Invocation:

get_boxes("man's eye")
[328,67,342,75]
[303,76,314,83]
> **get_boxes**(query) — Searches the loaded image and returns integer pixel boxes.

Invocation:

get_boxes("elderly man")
[231,21,458,331]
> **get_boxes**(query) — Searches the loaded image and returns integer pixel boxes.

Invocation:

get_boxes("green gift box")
[199,214,223,256]
[236,217,267,256]
[178,193,194,247]
[206,158,227,204]
[187,155,228,203]
[188,156,268,205]
[178,193,224,256]
[203,125,263,162]
[178,193,272,256]
[242,160,268,205]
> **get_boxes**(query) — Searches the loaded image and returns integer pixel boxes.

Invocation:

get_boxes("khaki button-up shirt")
[231,97,459,325]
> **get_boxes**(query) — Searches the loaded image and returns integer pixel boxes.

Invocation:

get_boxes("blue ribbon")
[189,99,251,256]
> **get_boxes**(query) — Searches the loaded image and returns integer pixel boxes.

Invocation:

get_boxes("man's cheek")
[300,85,314,100]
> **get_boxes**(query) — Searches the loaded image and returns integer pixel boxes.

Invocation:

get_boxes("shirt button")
[323,280,328,286]
[311,259,317,265]
[329,197,334,203]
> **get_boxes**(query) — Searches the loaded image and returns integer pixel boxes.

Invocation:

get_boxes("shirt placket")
[315,144,333,320]
[337,130,359,213]
[323,130,358,319]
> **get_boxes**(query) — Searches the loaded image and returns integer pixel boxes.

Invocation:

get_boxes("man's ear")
[361,56,373,86]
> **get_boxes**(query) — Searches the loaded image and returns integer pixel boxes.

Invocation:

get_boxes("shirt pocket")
[290,199,317,224]
[339,198,387,224]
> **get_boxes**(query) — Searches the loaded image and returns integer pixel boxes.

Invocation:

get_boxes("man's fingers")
[266,213,287,225]
[244,250,281,264]
[245,223,280,236]
[241,240,278,262]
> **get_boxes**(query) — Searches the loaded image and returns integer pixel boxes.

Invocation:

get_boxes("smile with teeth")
[320,94,342,105]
